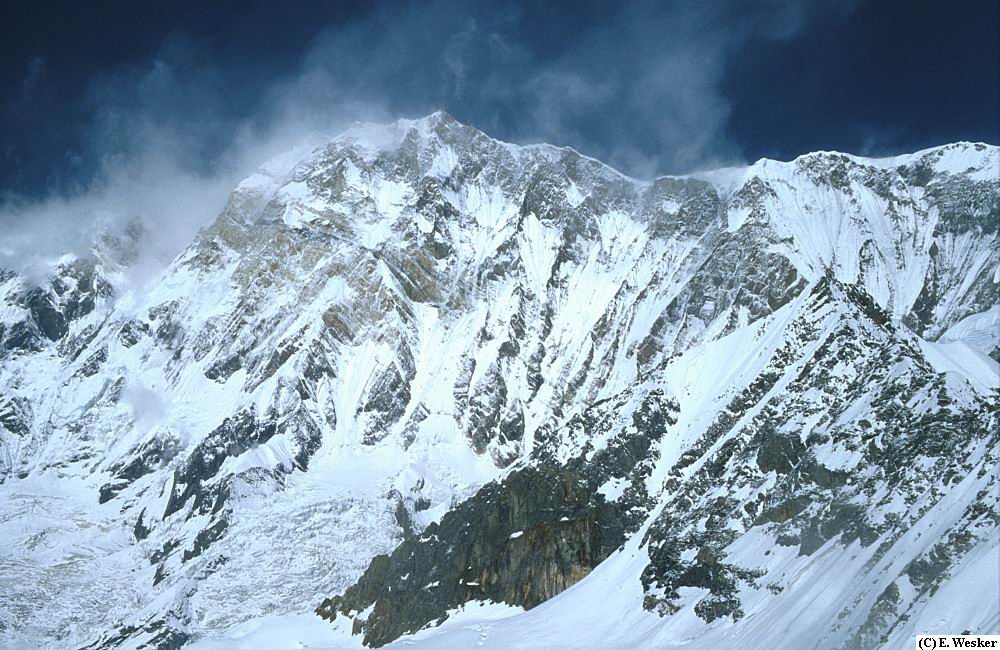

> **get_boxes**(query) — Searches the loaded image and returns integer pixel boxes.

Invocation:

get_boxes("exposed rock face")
[640,278,997,630]
[317,387,681,646]
[317,463,626,647]
[0,114,996,649]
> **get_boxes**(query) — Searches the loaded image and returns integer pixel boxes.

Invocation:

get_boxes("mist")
[0,0,861,284]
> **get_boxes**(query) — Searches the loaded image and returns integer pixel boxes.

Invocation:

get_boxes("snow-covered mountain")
[1,112,996,649]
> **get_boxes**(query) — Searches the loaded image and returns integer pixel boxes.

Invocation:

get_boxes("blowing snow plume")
[0,0,868,285]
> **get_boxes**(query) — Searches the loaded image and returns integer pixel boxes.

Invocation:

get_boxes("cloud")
[0,0,858,283]
[0,39,380,285]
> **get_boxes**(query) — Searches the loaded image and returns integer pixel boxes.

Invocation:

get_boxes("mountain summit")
[1,114,997,649]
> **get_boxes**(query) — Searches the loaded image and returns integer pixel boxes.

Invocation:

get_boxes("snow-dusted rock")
[0,113,996,649]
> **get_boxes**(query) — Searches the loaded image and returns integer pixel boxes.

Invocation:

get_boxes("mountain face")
[1,112,997,649]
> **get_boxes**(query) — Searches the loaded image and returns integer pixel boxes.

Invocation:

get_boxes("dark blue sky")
[2,0,998,198]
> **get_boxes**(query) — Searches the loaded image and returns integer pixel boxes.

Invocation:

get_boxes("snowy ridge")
[0,113,996,649]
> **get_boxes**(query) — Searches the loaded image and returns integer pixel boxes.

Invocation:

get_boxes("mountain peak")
[332,110,471,154]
